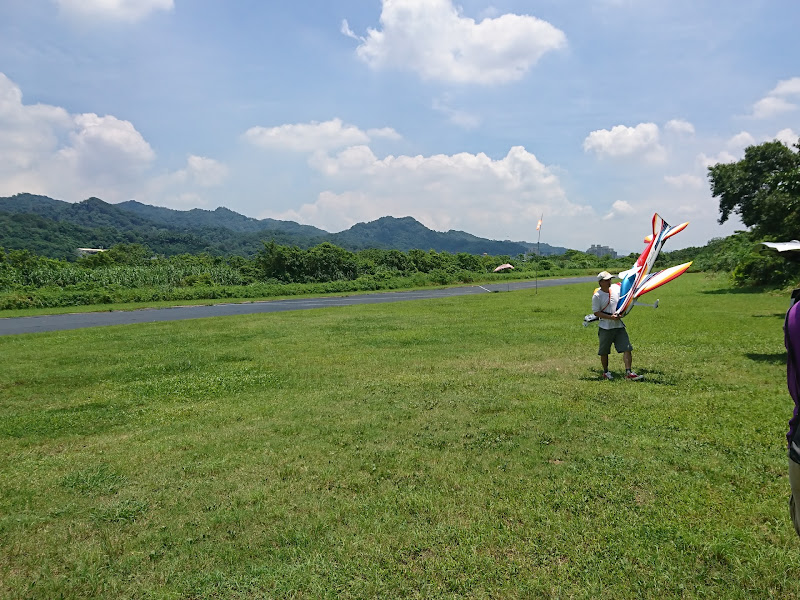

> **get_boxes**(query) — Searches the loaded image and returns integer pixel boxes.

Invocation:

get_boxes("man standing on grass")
[784,293,800,538]
[592,271,643,381]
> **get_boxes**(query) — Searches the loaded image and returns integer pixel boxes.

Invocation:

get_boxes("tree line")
[1,240,688,310]
[1,241,641,290]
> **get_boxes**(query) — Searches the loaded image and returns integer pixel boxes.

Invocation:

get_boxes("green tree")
[227,254,259,281]
[255,240,307,282]
[382,249,411,274]
[455,252,481,272]
[562,249,598,269]
[407,249,433,273]
[107,243,152,265]
[78,243,152,267]
[256,240,289,281]
[305,242,358,282]
[708,138,800,239]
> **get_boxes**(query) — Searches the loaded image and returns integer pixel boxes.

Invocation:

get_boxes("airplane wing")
[763,241,800,252]
[617,266,639,280]
[633,261,693,298]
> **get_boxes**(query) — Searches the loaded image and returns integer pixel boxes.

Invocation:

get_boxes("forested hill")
[0,194,567,259]
[117,200,328,238]
[329,216,551,256]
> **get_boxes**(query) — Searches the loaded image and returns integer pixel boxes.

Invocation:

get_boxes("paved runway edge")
[0,276,596,336]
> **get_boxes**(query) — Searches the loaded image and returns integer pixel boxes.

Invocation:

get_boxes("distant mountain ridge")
[0,193,567,259]
[117,200,329,238]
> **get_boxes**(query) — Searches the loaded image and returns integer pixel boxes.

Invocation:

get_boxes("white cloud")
[58,113,155,184]
[348,0,567,85]
[727,131,755,149]
[479,6,501,20]
[432,97,481,129]
[601,200,636,221]
[340,19,363,41]
[0,74,71,171]
[613,200,635,214]
[180,155,229,187]
[665,119,695,135]
[697,151,738,169]
[243,118,400,153]
[54,0,174,23]
[0,73,157,200]
[583,123,666,163]
[776,128,799,146]
[752,96,797,119]
[366,127,403,140]
[263,145,591,240]
[308,145,378,176]
[0,71,235,208]
[664,174,704,189]
[693,128,797,178]
[770,77,800,97]
[139,156,228,209]
[0,71,229,209]
[751,77,800,119]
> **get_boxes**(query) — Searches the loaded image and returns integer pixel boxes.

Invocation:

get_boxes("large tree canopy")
[708,139,800,240]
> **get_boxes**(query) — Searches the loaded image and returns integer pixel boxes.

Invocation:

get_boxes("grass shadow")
[701,286,775,295]
[632,369,676,386]
[578,369,675,386]
[746,352,786,365]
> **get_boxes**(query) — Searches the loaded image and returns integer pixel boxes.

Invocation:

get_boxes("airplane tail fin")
[663,221,689,241]
[651,214,688,242]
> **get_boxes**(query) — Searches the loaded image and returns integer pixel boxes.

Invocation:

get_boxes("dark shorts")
[598,327,633,355]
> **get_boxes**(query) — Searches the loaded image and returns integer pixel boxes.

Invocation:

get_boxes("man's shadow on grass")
[746,351,787,365]
[579,369,674,385]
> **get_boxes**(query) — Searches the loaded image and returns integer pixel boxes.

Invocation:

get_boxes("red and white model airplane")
[584,213,693,326]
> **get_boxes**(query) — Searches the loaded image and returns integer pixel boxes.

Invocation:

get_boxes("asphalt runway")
[0,276,596,336]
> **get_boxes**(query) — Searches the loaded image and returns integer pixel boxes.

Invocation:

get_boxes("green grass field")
[1,273,798,599]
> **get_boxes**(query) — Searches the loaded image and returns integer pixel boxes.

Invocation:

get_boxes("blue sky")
[1,0,798,254]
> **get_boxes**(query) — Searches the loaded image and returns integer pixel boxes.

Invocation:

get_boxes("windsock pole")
[535,215,543,294]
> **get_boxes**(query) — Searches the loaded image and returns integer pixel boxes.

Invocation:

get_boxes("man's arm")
[594,310,620,321]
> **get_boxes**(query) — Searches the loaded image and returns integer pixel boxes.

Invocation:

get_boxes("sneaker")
[625,371,644,381]
[602,371,613,380]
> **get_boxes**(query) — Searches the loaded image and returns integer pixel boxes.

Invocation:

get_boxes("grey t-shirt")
[592,284,625,330]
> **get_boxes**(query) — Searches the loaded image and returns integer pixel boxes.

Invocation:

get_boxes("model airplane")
[583,213,693,326]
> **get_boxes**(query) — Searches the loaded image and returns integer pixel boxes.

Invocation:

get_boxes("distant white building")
[76,248,107,256]
[586,244,616,258]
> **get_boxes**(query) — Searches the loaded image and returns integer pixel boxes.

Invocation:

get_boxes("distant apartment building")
[586,244,616,258]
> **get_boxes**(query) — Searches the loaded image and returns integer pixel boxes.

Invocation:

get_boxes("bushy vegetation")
[689,232,800,287]
[0,240,695,311]
[705,138,800,287]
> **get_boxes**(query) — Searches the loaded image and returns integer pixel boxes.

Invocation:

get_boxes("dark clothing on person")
[784,298,800,538]
[785,301,800,462]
